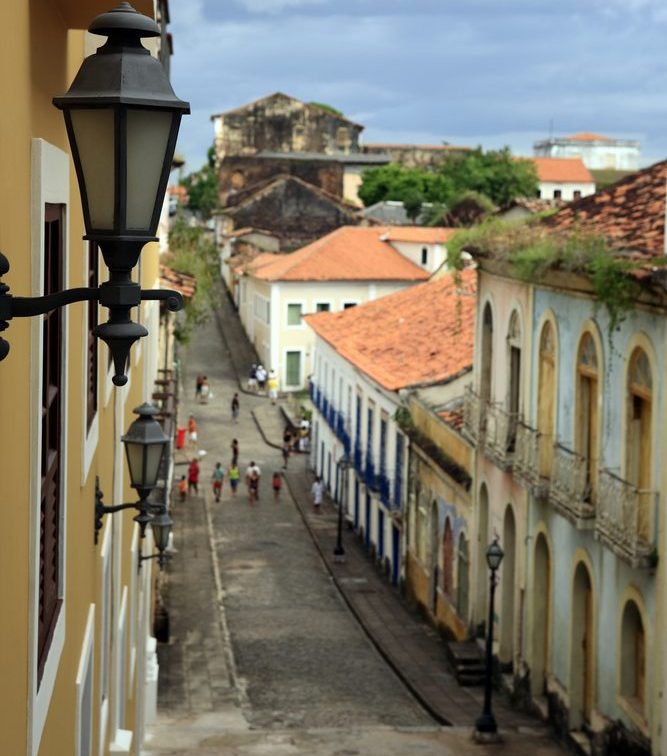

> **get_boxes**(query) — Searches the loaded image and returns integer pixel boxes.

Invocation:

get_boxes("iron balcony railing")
[513,422,550,498]
[549,443,595,528]
[596,469,657,568]
[379,472,391,506]
[353,440,363,474]
[483,403,518,470]
[322,395,329,420]
[365,451,377,490]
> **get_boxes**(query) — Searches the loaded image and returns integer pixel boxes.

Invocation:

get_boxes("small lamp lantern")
[150,509,173,554]
[122,403,169,498]
[53,2,189,246]
[486,538,504,572]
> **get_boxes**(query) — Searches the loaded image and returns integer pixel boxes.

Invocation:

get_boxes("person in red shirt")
[188,458,200,495]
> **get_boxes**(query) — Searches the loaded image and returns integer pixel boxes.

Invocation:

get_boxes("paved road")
[147,309,565,756]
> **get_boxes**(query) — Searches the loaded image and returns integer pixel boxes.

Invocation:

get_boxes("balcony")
[595,470,657,568]
[353,440,363,474]
[513,422,549,499]
[549,443,595,528]
[483,404,518,471]
[322,396,329,420]
[462,386,484,445]
[365,453,378,490]
[379,471,390,506]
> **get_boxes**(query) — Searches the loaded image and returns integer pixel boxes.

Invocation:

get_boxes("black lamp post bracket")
[0,251,183,385]
[94,476,153,544]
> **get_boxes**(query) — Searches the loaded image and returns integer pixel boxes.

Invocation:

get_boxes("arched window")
[480,303,493,403]
[443,519,454,595]
[538,321,556,477]
[457,533,469,620]
[506,310,522,448]
[620,600,646,711]
[627,348,653,540]
[577,332,600,501]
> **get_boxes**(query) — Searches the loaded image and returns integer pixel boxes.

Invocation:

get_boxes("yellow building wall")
[0,2,164,753]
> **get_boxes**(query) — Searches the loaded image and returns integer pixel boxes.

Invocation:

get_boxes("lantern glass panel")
[125,109,173,232]
[152,512,172,551]
[69,108,116,231]
[143,442,166,488]
[124,441,146,489]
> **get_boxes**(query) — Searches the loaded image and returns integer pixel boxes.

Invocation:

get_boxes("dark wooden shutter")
[38,203,64,682]
[87,243,98,429]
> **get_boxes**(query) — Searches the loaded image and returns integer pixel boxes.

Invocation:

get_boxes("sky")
[168,0,667,172]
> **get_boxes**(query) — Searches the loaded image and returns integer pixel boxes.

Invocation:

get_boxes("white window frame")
[75,606,95,756]
[315,301,332,313]
[284,348,304,387]
[285,300,306,328]
[27,138,69,756]
[253,293,270,324]
[98,524,112,756]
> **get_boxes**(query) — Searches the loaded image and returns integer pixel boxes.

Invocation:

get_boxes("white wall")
[537,180,596,201]
[387,241,446,274]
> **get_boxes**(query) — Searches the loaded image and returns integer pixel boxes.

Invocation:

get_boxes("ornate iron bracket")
[0,250,183,386]
[94,476,154,544]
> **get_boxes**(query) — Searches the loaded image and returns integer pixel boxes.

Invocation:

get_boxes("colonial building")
[0,2,182,754]
[236,226,455,391]
[211,92,389,206]
[532,157,596,201]
[463,161,667,754]
[533,132,640,172]
[306,270,476,597]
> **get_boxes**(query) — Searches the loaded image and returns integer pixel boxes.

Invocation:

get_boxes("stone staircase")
[446,641,486,686]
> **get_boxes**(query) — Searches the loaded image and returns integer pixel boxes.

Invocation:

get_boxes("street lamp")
[139,507,173,571]
[95,403,170,545]
[0,2,190,386]
[334,453,352,563]
[475,537,504,739]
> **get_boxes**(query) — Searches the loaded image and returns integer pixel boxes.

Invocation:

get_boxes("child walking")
[229,463,240,496]
[211,462,225,502]
[178,475,187,502]
[272,471,282,500]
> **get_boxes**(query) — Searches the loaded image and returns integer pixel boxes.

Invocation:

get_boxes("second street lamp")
[475,537,504,739]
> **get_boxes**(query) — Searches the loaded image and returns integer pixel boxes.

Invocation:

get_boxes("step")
[570,729,593,756]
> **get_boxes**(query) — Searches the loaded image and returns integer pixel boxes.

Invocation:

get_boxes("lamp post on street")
[334,454,352,563]
[475,537,504,740]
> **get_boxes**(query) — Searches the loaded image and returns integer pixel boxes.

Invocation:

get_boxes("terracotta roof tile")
[438,408,464,431]
[565,132,611,142]
[159,265,196,298]
[305,269,476,391]
[250,226,432,282]
[544,159,667,256]
[381,227,458,244]
[533,157,594,184]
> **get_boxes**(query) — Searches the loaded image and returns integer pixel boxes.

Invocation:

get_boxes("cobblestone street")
[145,295,566,755]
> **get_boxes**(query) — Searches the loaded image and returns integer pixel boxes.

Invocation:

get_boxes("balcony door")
[480,303,493,403]
[626,348,652,539]
[576,333,599,502]
[537,321,555,477]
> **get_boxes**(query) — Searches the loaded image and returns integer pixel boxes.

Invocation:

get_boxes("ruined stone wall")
[215,93,363,161]
[230,179,359,250]
[221,156,344,203]
[363,145,469,170]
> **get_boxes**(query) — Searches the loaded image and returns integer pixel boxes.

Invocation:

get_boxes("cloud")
[168,0,667,170]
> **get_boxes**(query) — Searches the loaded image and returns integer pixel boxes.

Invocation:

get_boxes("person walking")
[230,438,239,466]
[195,374,203,400]
[247,364,258,392]
[231,393,240,423]
[272,471,282,500]
[248,469,260,504]
[311,475,323,513]
[256,364,267,393]
[229,463,240,496]
[177,475,187,502]
[188,458,200,495]
[267,369,278,404]
[281,441,290,469]
[211,462,225,502]
[200,376,210,404]
[245,460,261,499]
[187,415,198,449]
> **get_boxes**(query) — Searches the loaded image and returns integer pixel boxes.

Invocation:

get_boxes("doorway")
[570,562,594,728]
[532,534,551,695]
[499,506,516,666]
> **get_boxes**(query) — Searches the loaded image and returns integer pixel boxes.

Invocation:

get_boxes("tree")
[358,147,538,215]
[180,145,219,219]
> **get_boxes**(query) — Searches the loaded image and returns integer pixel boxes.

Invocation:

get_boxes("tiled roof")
[565,132,611,142]
[305,269,476,391]
[438,407,464,432]
[250,226,432,282]
[544,159,667,256]
[381,227,457,244]
[159,265,196,298]
[500,197,565,213]
[533,157,594,184]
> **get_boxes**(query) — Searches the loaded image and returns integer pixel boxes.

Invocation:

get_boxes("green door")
[285,351,301,387]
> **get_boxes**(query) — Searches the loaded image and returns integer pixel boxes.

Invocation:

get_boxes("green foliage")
[168,218,218,343]
[308,101,344,116]
[180,145,219,219]
[452,219,643,335]
[358,147,539,212]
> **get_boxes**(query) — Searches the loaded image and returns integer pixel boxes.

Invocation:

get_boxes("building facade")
[533,132,640,171]
[0,2,180,754]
